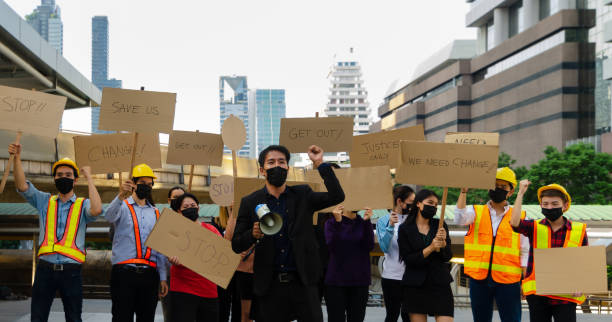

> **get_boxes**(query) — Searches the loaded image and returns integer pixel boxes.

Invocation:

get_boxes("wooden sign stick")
[232,150,238,179]
[127,132,139,179]
[438,187,448,229]
[0,131,23,194]
[187,130,199,192]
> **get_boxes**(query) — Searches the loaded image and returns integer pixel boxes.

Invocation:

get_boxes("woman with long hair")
[398,189,453,322]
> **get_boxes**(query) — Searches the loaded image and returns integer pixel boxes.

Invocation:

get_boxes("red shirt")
[513,218,588,305]
[170,222,220,298]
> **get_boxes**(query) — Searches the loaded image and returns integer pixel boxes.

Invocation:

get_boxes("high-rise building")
[374,1,595,166]
[589,0,612,134]
[324,49,371,135]
[220,76,254,157]
[91,16,122,134]
[26,0,63,55]
[250,89,286,154]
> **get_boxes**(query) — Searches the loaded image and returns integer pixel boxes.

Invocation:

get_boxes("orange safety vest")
[464,205,526,284]
[38,196,87,263]
[522,219,587,304]
[117,199,160,267]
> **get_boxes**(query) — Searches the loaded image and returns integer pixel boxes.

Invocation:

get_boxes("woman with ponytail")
[397,189,453,322]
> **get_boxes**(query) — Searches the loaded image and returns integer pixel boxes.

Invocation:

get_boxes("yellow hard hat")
[52,158,80,177]
[132,163,157,179]
[496,167,517,188]
[537,184,572,212]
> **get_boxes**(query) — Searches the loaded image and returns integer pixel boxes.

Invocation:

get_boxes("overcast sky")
[5,0,476,135]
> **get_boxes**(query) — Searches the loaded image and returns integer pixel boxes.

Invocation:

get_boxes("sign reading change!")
[73,133,161,174]
[279,117,353,152]
[0,85,67,138]
[99,87,176,133]
[167,131,223,166]
[350,125,425,168]
[396,140,499,189]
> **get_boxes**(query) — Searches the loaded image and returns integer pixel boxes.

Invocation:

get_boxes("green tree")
[522,143,612,204]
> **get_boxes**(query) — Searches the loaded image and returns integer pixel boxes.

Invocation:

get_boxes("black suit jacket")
[231,164,345,296]
[397,216,453,287]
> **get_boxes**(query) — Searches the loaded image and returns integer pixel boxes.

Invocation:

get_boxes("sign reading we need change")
[99,87,176,133]
[0,85,67,138]
[396,140,499,189]
[279,117,353,152]
[350,125,425,168]
[73,133,161,174]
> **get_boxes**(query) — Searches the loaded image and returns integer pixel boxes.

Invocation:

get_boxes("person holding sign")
[231,144,345,322]
[8,144,103,322]
[166,192,221,321]
[323,205,374,322]
[104,163,168,322]
[376,185,415,322]
[397,189,453,322]
[454,167,528,322]
[511,181,588,322]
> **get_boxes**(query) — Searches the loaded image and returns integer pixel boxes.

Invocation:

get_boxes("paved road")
[0,299,610,321]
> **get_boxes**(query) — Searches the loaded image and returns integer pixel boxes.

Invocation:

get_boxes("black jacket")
[397,216,453,287]
[231,164,345,296]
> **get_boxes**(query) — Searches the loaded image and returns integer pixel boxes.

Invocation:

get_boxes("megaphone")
[255,204,283,235]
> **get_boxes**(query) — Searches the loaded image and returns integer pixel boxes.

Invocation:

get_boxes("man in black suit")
[232,144,345,322]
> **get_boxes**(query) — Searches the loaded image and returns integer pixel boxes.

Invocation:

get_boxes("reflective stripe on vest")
[522,219,587,304]
[464,205,525,284]
[38,196,86,263]
[117,200,160,267]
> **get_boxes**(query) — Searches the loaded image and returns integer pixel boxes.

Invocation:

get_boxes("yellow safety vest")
[38,196,86,263]
[521,219,587,304]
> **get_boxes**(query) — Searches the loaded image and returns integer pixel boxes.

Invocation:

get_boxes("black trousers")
[31,263,83,322]
[324,285,369,322]
[218,275,240,322]
[111,265,160,322]
[381,278,410,322]
[169,291,219,322]
[256,275,322,322]
[526,295,577,322]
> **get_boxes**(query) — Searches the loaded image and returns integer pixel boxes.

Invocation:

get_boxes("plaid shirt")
[513,217,588,305]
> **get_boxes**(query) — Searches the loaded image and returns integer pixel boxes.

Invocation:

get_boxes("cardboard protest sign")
[221,115,247,151]
[305,166,393,211]
[73,133,161,174]
[279,117,353,152]
[98,87,176,133]
[210,175,234,206]
[233,177,319,213]
[350,125,424,168]
[167,130,223,166]
[0,85,67,138]
[396,140,498,189]
[145,208,241,288]
[534,246,607,294]
[444,132,499,146]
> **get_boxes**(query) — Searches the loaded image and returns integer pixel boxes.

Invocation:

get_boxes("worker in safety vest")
[104,164,168,322]
[511,181,587,322]
[8,143,103,322]
[454,167,529,322]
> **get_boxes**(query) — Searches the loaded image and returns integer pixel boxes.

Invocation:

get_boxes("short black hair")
[393,185,415,206]
[173,192,200,211]
[258,145,291,167]
[168,186,185,199]
[53,165,78,178]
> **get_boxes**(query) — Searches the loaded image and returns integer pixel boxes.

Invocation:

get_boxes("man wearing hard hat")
[454,167,529,322]
[104,163,168,322]
[8,143,103,322]
[511,181,588,322]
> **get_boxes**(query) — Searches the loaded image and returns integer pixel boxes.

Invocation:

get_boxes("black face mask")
[541,207,563,222]
[489,187,509,203]
[420,205,437,219]
[266,166,288,187]
[135,184,152,200]
[402,203,412,215]
[182,207,199,221]
[54,178,74,194]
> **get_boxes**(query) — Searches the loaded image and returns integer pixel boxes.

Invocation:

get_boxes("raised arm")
[81,166,102,216]
[8,143,27,192]
[511,180,530,228]
[306,145,345,211]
